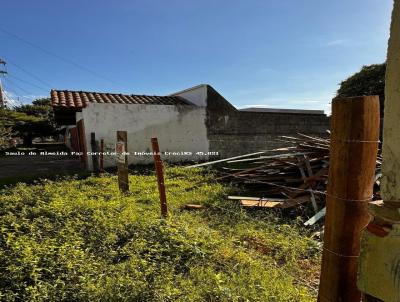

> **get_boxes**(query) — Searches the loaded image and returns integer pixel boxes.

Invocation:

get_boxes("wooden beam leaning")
[151,137,168,218]
[186,151,267,168]
[304,155,319,213]
[318,96,380,302]
[116,131,129,192]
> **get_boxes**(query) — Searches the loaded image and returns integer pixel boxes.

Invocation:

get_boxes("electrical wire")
[0,27,119,85]
[0,58,51,101]
[3,77,35,97]
[6,60,53,89]
[4,91,31,103]
[2,89,24,107]
[4,93,22,107]
[2,78,47,107]
[8,74,49,92]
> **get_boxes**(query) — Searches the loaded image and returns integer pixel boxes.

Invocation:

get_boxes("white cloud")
[2,90,44,106]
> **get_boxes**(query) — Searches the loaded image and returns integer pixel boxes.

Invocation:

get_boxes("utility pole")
[0,59,7,108]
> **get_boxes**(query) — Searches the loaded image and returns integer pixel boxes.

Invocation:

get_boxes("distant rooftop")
[239,107,325,115]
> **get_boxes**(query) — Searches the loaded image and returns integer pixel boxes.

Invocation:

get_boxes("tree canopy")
[1,98,57,146]
[336,63,386,116]
[32,98,51,106]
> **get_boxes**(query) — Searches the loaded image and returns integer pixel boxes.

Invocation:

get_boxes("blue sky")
[0,0,393,113]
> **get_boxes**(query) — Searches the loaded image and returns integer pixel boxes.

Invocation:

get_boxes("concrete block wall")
[205,85,330,157]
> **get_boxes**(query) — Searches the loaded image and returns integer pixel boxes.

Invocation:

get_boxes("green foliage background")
[0,98,56,146]
[337,63,386,116]
[0,167,320,301]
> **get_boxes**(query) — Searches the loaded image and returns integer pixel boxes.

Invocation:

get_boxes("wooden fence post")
[100,139,104,172]
[151,137,168,218]
[318,96,380,302]
[116,131,129,192]
[90,132,99,174]
[76,119,87,169]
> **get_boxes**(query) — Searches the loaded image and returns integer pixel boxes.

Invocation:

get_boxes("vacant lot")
[0,167,320,302]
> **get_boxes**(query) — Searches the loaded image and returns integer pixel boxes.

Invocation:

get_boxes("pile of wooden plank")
[188,133,382,224]
[218,134,330,198]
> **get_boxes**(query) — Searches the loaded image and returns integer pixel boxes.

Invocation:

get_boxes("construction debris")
[304,207,326,226]
[228,195,311,209]
[183,204,204,210]
[198,133,382,221]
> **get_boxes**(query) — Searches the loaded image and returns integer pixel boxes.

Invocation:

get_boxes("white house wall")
[172,84,207,107]
[81,103,209,170]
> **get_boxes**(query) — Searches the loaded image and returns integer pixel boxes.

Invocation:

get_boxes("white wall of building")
[81,103,209,170]
[171,84,208,107]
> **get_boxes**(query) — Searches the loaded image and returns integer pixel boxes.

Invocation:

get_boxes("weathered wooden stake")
[100,139,104,172]
[116,131,129,192]
[151,137,168,218]
[318,96,380,302]
[76,119,87,168]
[90,132,99,174]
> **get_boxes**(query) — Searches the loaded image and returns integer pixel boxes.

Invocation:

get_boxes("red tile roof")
[51,90,190,108]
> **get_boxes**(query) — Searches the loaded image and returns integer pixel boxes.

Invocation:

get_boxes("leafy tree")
[1,109,42,146]
[32,98,51,106]
[15,97,53,119]
[1,98,57,146]
[337,63,386,116]
[15,104,50,118]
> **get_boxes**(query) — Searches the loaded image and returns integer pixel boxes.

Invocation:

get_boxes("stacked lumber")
[188,133,382,222]
[218,134,331,202]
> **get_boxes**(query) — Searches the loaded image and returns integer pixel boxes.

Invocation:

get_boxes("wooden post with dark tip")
[100,139,104,173]
[318,96,380,302]
[116,131,129,192]
[151,137,168,218]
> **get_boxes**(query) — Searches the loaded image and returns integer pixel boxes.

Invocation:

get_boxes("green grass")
[0,166,321,302]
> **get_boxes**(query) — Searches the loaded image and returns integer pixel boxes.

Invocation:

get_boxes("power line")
[2,82,31,104]
[3,78,36,98]
[2,90,24,107]
[6,60,53,89]
[2,88,32,103]
[0,27,119,85]
[8,74,49,92]
[0,60,47,107]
